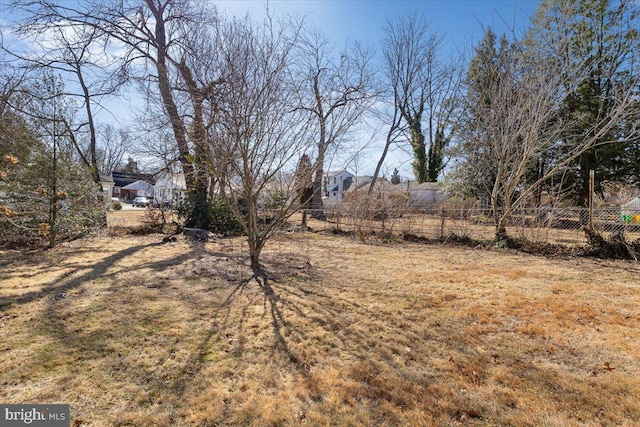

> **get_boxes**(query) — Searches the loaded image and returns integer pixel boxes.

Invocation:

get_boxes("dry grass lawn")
[1,217,640,426]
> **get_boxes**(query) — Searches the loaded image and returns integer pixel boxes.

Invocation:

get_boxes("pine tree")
[390,168,402,185]
[533,0,640,205]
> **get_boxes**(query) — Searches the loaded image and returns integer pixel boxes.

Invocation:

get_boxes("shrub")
[111,200,122,210]
[177,195,242,234]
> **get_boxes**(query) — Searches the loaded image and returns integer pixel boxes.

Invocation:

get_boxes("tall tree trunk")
[178,60,213,229]
[311,102,327,220]
[427,128,446,182]
[310,158,325,220]
[246,195,264,271]
[147,0,196,189]
[408,119,428,183]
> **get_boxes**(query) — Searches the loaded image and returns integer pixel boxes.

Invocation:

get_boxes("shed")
[402,181,448,206]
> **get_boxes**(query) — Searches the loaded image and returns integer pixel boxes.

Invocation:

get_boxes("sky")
[217,0,538,53]
[1,0,541,179]
[215,0,540,179]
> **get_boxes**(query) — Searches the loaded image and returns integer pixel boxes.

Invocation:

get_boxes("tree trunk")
[409,120,428,184]
[147,1,196,189]
[249,249,261,271]
[495,222,508,241]
[248,229,264,271]
[310,152,325,220]
[427,128,447,182]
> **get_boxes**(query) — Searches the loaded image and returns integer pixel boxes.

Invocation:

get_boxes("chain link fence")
[292,205,640,247]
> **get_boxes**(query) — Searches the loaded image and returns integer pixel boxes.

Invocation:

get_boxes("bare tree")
[367,99,404,197]
[4,8,124,185]
[8,0,218,193]
[212,15,315,270]
[94,123,127,176]
[456,24,639,241]
[296,28,377,219]
[383,14,463,183]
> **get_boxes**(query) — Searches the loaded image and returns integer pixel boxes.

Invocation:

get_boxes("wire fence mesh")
[291,205,640,247]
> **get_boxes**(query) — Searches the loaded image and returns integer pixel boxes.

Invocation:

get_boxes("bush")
[265,189,288,210]
[177,194,242,235]
[111,200,122,210]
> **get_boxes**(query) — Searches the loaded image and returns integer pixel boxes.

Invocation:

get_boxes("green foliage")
[179,186,210,230]
[451,28,513,203]
[177,190,242,234]
[208,199,242,234]
[0,149,105,248]
[265,189,288,210]
[300,186,314,206]
[294,154,313,204]
[1,73,104,248]
[390,168,402,185]
[534,0,640,204]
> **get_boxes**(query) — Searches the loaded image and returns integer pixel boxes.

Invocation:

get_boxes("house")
[349,176,374,192]
[111,171,154,200]
[323,170,354,202]
[153,172,187,207]
[99,175,115,203]
[402,181,448,206]
[122,180,154,199]
[343,177,398,198]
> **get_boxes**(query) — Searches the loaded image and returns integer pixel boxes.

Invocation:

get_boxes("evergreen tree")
[118,156,141,174]
[452,28,516,204]
[390,168,402,185]
[533,0,640,205]
[0,73,103,248]
[295,154,314,226]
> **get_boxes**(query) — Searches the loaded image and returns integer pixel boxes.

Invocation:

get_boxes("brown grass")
[1,213,640,426]
[306,210,640,248]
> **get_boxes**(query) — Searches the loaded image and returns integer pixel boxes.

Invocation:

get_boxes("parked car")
[132,196,150,207]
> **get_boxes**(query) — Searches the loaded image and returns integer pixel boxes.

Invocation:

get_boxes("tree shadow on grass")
[0,241,166,312]
[11,232,629,425]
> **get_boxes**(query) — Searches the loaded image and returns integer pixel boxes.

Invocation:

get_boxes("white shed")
[403,181,448,206]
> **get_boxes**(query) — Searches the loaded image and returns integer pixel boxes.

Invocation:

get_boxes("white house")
[122,180,154,198]
[323,170,354,201]
[402,181,448,206]
[153,172,187,207]
[99,175,115,203]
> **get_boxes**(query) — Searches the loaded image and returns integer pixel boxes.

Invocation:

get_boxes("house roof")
[112,171,154,188]
[403,181,445,191]
[347,177,398,193]
[323,169,354,178]
[347,176,373,192]
[155,172,187,190]
[122,180,154,191]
